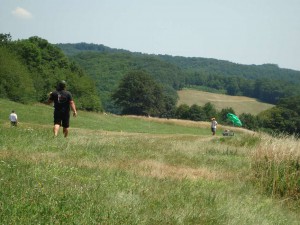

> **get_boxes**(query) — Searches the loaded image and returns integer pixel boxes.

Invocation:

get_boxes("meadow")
[177,89,274,115]
[0,99,299,224]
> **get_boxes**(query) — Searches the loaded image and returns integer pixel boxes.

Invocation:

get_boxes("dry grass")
[135,159,233,181]
[251,134,300,162]
[250,133,300,199]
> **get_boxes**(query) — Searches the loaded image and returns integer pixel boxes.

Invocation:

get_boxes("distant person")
[47,80,77,137]
[211,117,218,135]
[9,110,18,126]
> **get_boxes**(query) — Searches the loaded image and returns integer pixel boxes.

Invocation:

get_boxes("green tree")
[203,102,217,120]
[189,104,206,121]
[112,71,166,116]
[277,96,300,115]
[226,77,240,95]
[239,113,259,131]
[160,95,177,118]
[258,107,298,135]
[258,96,300,135]
[0,33,12,45]
[0,46,34,103]
[175,104,190,120]
[219,107,235,125]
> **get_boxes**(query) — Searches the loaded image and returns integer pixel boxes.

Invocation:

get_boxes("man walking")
[47,80,77,137]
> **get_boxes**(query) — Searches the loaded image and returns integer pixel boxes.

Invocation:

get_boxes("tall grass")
[250,134,300,200]
[1,99,300,224]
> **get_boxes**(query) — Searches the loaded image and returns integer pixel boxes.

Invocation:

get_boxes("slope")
[1,98,299,224]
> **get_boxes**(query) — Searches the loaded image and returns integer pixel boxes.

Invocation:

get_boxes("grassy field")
[178,89,274,115]
[0,99,299,224]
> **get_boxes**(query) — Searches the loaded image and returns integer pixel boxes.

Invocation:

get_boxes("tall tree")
[203,102,218,120]
[189,104,206,121]
[175,104,190,120]
[112,71,167,116]
[219,107,236,124]
[239,113,260,131]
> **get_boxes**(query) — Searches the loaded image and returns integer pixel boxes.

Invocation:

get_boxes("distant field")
[178,89,274,115]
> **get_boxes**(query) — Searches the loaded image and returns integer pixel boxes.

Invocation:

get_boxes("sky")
[1,0,300,71]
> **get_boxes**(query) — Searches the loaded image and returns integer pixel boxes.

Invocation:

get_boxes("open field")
[178,89,274,115]
[0,99,299,224]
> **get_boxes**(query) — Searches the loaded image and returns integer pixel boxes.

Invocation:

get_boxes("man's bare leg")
[63,127,69,138]
[54,124,60,137]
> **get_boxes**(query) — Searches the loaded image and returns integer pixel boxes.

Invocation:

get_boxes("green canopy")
[227,113,242,127]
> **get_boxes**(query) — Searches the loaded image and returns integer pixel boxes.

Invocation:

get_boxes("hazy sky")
[1,0,300,70]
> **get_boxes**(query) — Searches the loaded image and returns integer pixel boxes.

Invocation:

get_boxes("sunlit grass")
[1,98,300,224]
[250,134,300,201]
[178,89,274,115]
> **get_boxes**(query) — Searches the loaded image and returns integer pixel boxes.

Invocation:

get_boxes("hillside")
[57,42,300,109]
[67,51,183,112]
[58,43,300,84]
[157,55,300,83]
[178,89,274,115]
[1,98,299,224]
[57,42,300,79]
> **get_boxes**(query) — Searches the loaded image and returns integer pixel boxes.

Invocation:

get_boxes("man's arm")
[46,92,53,105]
[46,99,53,105]
[70,100,77,117]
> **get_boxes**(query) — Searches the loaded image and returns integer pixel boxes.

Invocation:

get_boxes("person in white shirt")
[9,110,18,126]
[211,117,218,135]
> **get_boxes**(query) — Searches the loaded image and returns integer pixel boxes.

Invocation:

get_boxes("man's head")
[57,80,67,91]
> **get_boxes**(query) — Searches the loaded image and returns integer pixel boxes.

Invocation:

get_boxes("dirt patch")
[0,151,13,159]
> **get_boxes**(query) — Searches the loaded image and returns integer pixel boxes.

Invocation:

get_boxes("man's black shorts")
[54,111,70,128]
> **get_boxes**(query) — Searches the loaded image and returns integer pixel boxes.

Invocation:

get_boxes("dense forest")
[2,35,300,135]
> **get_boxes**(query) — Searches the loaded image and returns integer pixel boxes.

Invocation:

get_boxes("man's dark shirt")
[49,90,73,113]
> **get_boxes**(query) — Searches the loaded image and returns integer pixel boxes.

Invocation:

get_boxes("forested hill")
[57,42,300,83]
[57,42,300,109]
[56,43,131,56]
[157,55,300,84]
